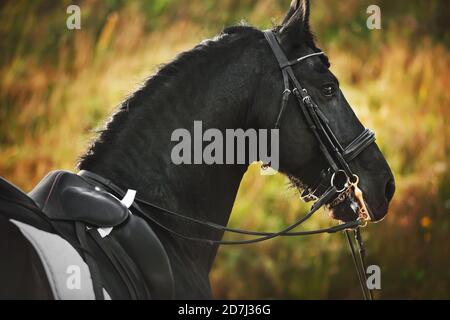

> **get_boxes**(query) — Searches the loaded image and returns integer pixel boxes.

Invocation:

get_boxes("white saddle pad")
[10,219,110,300]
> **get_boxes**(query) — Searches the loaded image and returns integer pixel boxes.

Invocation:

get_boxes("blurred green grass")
[0,0,449,299]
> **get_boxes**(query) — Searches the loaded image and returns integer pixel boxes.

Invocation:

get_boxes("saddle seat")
[0,170,174,300]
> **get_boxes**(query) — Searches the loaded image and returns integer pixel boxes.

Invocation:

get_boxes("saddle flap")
[60,186,129,227]
[29,171,129,228]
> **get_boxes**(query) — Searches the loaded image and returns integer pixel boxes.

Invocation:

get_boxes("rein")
[79,170,361,244]
[79,168,372,300]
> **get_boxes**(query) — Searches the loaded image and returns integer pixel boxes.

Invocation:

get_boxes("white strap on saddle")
[97,189,136,238]
[10,219,111,300]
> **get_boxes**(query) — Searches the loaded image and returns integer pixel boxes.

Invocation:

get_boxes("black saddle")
[0,170,174,299]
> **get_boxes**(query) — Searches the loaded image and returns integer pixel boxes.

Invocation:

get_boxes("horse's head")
[252,0,395,222]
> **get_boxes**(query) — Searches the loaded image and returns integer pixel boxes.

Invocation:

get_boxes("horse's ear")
[280,0,311,46]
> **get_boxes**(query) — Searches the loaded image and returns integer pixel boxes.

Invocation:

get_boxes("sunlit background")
[0,0,448,299]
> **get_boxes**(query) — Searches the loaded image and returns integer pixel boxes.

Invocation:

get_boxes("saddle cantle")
[0,176,52,232]
[0,170,174,299]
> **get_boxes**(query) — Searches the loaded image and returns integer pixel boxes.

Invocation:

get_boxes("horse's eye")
[322,85,335,97]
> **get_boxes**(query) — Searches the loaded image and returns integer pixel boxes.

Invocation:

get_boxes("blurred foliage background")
[0,0,449,299]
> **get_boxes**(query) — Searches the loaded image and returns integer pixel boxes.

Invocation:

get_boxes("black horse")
[0,0,394,299]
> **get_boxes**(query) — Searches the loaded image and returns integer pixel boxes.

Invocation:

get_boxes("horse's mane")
[78,25,262,169]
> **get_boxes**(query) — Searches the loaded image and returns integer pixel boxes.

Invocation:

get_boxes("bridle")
[263,30,375,222]
[78,29,378,300]
[263,30,375,299]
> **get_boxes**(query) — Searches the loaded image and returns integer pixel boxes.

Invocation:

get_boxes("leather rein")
[77,29,378,300]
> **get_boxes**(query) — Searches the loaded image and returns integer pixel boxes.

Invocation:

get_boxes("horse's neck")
[83,54,257,274]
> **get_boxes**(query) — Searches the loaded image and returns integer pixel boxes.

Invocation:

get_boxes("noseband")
[78,30,377,300]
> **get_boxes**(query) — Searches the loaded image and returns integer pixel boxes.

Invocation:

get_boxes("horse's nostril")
[385,178,395,202]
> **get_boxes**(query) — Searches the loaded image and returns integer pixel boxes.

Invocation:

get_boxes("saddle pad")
[10,219,110,300]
